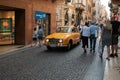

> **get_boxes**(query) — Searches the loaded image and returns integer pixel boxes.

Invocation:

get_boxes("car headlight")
[59,39,63,43]
[46,39,49,42]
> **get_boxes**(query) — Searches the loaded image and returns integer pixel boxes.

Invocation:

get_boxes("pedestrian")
[81,22,90,53]
[31,27,38,47]
[77,24,82,32]
[74,23,77,27]
[89,22,99,52]
[110,17,120,57]
[38,26,44,47]
[99,19,112,61]
[77,24,83,41]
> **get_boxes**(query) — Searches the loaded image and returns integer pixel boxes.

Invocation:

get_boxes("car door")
[71,28,77,44]
[73,28,80,44]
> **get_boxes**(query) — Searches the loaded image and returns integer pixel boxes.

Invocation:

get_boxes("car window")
[72,28,78,33]
[67,28,72,33]
[56,27,71,33]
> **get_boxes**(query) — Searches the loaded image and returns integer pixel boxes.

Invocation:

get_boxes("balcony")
[65,0,71,4]
[74,3,85,12]
[111,0,120,5]
[74,2,85,25]
[92,3,95,7]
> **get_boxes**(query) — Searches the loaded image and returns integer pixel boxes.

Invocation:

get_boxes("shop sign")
[0,18,12,33]
[35,11,46,20]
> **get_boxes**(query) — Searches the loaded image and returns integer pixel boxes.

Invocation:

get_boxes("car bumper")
[44,43,68,47]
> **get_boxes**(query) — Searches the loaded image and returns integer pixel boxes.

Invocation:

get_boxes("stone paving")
[103,54,120,80]
[0,29,119,80]
[0,45,24,55]
[0,44,106,80]
[103,37,120,80]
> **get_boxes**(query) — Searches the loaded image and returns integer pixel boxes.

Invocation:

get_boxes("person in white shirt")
[81,22,90,53]
[31,28,38,47]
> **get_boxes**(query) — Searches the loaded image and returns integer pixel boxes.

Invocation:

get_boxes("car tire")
[47,46,52,50]
[77,41,80,45]
[67,41,72,50]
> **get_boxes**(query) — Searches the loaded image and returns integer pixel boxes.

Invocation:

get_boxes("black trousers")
[82,36,89,48]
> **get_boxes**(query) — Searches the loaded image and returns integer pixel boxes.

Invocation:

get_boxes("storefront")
[0,8,25,45]
[35,11,50,36]
[0,0,56,45]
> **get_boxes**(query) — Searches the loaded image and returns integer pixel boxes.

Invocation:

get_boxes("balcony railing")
[74,3,85,12]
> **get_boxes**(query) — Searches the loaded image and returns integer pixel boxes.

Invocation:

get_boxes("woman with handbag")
[99,18,112,61]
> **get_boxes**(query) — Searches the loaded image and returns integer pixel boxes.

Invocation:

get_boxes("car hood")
[45,33,69,39]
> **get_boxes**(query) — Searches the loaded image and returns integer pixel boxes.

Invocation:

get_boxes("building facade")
[56,0,85,26]
[0,0,57,45]
[109,0,120,21]
[100,5,107,19]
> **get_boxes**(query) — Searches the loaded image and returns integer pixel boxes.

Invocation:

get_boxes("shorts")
[112,35,118,45]
[38,36,43,40]
[32,37,37,41]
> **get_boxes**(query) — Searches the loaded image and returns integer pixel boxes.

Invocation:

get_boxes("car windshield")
[56,27,71,33]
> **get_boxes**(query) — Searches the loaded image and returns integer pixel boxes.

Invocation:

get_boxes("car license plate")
[50,44,56,47]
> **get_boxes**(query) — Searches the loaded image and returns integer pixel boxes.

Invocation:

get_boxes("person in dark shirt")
[38,26,44,47]
[110,18,120,57]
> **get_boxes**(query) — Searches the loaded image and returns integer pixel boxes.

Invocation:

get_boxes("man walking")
[110,17,120,57]
[89,22,99,52]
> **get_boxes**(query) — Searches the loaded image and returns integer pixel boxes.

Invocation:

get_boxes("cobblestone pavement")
[0,43,106,80]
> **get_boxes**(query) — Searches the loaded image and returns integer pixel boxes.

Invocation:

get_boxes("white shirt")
[81,26,90,37]
[32,31,37,38]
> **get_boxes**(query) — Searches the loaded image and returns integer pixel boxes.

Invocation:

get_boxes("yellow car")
[44,26,81,50]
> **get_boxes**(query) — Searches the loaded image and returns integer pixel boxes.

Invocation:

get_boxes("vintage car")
[44,26,81,50]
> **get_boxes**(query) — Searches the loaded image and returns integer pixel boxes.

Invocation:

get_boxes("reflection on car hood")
[46,33,69,39]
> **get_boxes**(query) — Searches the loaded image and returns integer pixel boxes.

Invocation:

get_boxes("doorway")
[35,13,51,36]
[0,5,25,45]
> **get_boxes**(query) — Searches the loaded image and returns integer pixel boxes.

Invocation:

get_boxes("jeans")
[90,35,97,51]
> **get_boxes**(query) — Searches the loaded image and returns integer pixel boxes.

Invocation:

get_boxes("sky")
[100,0,110,19]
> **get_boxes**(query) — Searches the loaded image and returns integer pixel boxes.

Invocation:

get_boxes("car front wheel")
[47,46,52,50]
[66,41,72,50]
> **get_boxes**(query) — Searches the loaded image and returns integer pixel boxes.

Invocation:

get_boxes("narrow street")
[0,41,106,80]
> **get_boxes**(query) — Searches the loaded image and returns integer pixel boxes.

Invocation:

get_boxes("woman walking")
[81,22,90,53]
[99,19,112,60]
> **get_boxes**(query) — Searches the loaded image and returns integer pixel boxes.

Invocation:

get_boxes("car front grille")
[49,38,59,44]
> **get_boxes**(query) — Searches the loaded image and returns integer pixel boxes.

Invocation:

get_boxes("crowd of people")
[31,17,120,61]
[78,17,120,61]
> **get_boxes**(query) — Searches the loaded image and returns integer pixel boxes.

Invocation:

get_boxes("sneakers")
[84,49,87,53]
[114,53,118,57]
[99,54,102,58]
[110,54,114,57]
[110,53,118,58]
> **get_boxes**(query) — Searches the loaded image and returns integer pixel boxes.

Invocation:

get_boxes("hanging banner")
[35,11,46,20]
[0,18,12,33]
